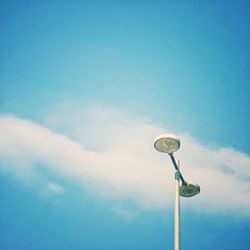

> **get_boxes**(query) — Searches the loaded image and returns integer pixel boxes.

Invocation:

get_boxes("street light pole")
[154,134,200,250]
[174,166,180,250]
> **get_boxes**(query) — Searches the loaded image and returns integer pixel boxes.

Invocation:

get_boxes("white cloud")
[47,182,64,194]
[0,105,249,216]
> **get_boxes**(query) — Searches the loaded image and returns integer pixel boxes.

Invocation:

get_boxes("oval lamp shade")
[180,182,200,197]
[154,134,180,154]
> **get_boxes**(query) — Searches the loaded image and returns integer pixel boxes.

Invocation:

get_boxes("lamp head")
[180,182,200,197]
[154,134,180,154]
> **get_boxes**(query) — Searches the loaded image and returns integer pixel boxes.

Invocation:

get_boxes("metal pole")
[174,161,181,250]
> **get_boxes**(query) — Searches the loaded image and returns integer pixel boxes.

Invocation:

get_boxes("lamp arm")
[169,153,187,185]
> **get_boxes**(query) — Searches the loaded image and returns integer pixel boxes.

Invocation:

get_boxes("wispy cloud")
[0,105,249,216]
[47,182,64,195]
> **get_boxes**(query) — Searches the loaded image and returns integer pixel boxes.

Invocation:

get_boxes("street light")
[154,134,200,250]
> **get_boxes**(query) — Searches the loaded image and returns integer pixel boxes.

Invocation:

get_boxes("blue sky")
[0,1,249,250]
